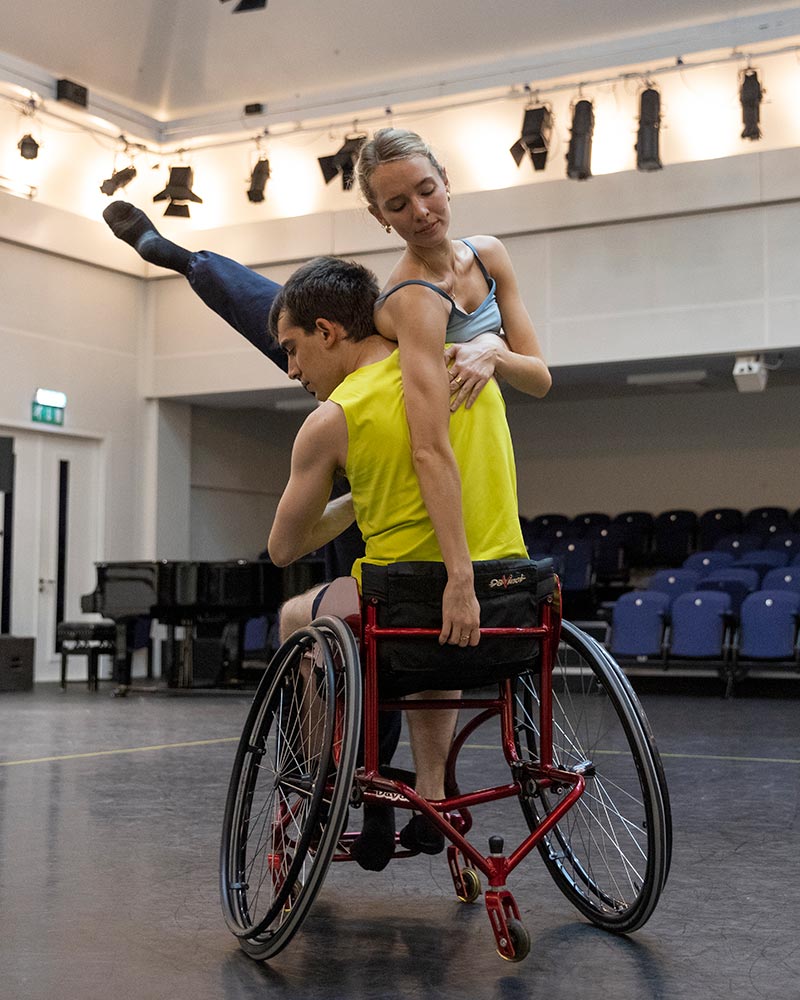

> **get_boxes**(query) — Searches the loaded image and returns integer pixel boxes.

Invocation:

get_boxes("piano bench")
[57,622,117,692]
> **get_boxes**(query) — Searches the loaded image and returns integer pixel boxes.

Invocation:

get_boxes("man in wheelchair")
[267,256,537,871]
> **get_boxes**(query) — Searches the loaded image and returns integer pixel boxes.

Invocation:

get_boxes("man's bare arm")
[268,403,353,566]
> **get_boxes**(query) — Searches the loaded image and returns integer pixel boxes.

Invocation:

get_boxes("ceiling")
[4,2,800,135]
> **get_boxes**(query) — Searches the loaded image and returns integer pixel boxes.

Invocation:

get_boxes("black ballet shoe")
[103,201,156,245]
[102,201,191,274]
[398,813,445,855]
[349,803,396,872]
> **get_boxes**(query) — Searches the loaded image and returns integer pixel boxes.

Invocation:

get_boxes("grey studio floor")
[1,673,799,1000]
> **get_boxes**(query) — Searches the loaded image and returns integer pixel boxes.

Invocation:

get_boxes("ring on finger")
[453,374,463,385]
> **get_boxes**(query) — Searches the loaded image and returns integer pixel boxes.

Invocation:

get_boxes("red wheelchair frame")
[220,574,671,963]
[338,580,582,960]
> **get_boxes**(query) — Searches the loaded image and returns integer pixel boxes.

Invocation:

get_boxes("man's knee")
[278,583,328,642]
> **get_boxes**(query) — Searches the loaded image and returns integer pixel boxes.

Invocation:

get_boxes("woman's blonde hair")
[355,128,446,207]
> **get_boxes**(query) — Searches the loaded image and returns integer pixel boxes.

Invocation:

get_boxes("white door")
[1,427,104,681]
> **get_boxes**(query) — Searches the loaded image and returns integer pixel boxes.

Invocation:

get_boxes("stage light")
[740,69,763,141]
[220,0,268,11]
[18,133,39,160]
[247,157,270,202]
[162,203,189,218]
[509,105,553,171]
[318,134,367,190]
[566,99,594,180]
[636,87,662,171]
[100,165,137,196]
[153,166,203,218]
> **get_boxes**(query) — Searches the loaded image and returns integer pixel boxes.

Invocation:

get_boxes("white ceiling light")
[626,370,707,386]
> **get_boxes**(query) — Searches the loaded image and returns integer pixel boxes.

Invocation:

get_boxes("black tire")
[513,620,671,933]
[577,625,673,883]
[220,616,361,960]
[499,918,530,962]
[457,866,482,904]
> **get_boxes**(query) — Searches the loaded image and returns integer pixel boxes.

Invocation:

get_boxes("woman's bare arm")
[446,236,551,409]
[375,287,480,646]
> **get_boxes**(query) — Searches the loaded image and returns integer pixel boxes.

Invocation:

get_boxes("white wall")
[508,384,800,518]
[525,201,800,367]
[0,238,148,561]
[190,406,304,560]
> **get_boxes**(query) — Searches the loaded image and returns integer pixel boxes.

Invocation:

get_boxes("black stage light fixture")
[740,69,763,141]
[18,133,39,160]
[510,105,553,171]
[635,87,662,171]
[163,202,190,218]
[566,99,594,180]
[247,157,270,202]
[318,133,367,190]
[100,165,137,196]
[153,166,203,218]
[220,0,268,11]
[56,78,88,108]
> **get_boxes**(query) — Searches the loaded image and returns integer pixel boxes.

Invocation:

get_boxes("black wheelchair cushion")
[361,558,554,698]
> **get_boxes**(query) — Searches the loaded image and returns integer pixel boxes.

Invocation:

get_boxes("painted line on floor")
[655,750,800,765]
[4,738,797,769]
[0,736,240,767]
[418,741,800,765]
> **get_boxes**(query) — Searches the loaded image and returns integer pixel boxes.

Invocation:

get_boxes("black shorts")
[360,558,554,698]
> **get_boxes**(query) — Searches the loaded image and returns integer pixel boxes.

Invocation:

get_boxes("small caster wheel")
[457,866,482,904]
[280,877,301,914]
[498,918,530,962]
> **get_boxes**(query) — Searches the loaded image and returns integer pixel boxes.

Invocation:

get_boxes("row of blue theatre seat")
[609,558,800,667]
[521,506,800,569]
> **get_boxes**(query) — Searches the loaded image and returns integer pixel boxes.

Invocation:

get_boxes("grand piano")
[80,558,324,688]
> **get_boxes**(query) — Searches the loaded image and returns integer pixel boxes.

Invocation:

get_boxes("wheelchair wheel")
[513,620,671,933]
[580,627,673,883]
[220,616,361,961]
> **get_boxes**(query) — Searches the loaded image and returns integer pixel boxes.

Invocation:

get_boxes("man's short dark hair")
[268,256,380,344]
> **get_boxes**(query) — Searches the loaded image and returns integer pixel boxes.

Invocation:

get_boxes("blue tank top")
[374,239,503,343]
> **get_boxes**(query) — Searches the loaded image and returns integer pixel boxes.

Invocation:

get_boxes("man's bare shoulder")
[299,400,345,437]
[292,400,347,466]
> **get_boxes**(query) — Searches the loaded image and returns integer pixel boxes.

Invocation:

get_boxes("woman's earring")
[383,224,392,234]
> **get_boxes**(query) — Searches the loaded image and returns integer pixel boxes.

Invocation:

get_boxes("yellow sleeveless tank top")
[328,349,527,584]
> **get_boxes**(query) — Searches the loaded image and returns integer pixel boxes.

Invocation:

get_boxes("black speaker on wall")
[0,438,12,493]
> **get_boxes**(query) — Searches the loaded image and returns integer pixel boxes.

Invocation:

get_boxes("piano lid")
[81,560,285,620]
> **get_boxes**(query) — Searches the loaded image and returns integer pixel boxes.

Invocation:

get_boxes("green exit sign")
[32,402,64,426]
